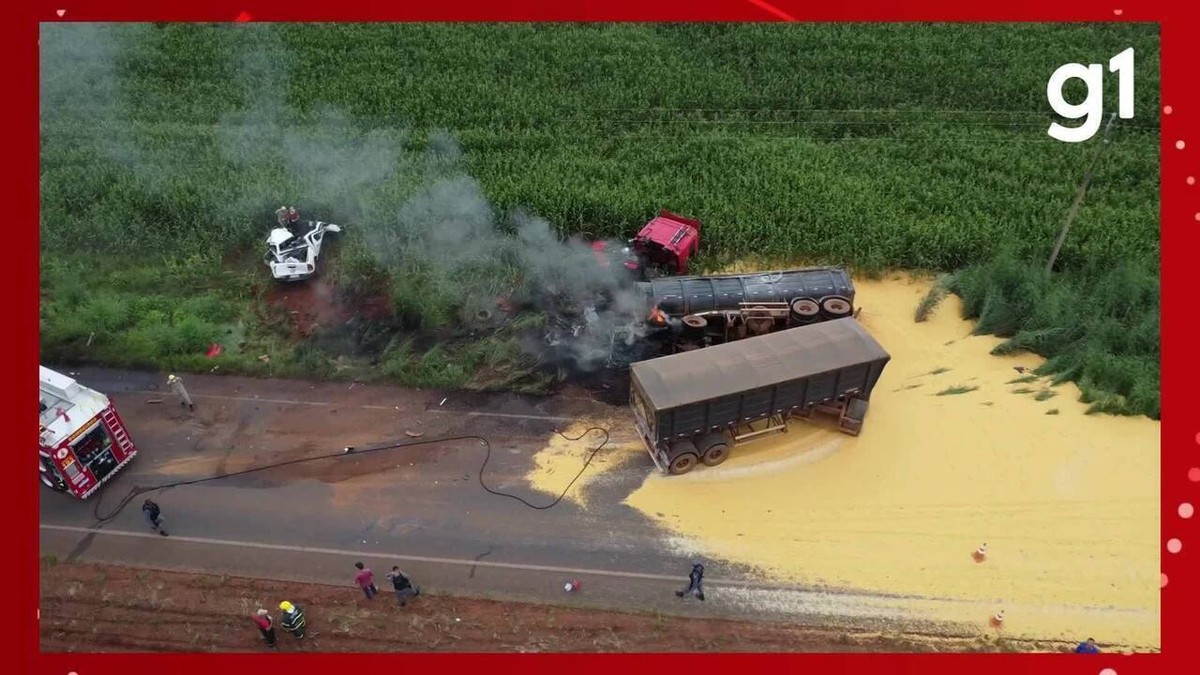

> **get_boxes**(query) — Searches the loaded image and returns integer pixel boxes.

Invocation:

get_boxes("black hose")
[91,426,610,524]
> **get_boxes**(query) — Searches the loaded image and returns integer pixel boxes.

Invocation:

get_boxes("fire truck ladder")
[100,408,134,454]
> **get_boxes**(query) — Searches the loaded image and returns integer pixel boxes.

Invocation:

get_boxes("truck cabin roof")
[630,318,890,411]
[636,211,699,252]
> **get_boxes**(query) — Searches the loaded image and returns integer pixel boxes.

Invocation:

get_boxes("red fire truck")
[38,366,138,498]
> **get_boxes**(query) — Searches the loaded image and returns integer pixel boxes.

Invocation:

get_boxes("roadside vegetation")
[39,23,1160,417]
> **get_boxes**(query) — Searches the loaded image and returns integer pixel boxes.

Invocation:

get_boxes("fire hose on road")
[92,427,611,524]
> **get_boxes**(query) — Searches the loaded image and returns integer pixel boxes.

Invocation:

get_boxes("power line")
[92,426,611,524]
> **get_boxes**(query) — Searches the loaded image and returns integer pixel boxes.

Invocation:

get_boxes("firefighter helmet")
[279,601,294,612]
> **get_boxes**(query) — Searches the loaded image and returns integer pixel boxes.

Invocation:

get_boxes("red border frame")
[7,1,1195,673]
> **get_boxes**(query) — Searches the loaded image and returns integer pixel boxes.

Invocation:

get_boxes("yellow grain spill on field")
[534,272,1160,647]
[628,274,1159,646]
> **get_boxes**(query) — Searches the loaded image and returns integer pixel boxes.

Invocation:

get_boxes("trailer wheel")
[820,295,853,319]
[668,452,698,475]
[696,432,731,467]
[746,306,773,335]
[701,442,730,466]
[789,297,821,323]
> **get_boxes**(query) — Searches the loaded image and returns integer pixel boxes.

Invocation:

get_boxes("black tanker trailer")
[607,266,857,367]
[629,317,890,475]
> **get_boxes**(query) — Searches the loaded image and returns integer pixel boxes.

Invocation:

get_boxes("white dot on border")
[1190,467,1200,482]
[1176,140,1187,150]
[1161,573,1168,588]
[1167,538,1182,553]
[1190,176,1197,185]
[1113,9,1124,16]
[1164,105,1173,114]
[1100,668,1118,675]
[1181,503,1194,519]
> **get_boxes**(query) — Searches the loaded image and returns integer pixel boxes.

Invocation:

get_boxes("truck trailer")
[629,317,890,475]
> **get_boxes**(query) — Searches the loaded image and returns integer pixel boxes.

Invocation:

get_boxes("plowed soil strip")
[40,561,1069,652]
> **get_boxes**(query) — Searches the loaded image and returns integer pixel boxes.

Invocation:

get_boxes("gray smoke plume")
[40,23,649,371]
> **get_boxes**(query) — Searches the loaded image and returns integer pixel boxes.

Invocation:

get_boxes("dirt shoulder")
[40,560,1076,653]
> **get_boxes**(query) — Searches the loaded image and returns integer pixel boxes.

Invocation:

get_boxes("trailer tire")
[820,295,854,319]
[697,432,731,467]
[668,452,698,475]
[789,297,821,324]
[701,442,730,467]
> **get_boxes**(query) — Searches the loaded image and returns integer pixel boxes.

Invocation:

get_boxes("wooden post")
[1045,113,1117,275]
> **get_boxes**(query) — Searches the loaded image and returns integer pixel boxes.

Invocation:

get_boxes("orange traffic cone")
[972,543,988,563]
[989,610,1005,629]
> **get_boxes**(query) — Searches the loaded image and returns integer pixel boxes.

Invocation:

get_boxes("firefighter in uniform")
[279,601,308,641]
[167,374,194,411]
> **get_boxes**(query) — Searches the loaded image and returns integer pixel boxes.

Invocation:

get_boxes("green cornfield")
[38,23,1161,417]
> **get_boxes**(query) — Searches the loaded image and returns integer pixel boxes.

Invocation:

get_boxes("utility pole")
[1045,112,1117,275]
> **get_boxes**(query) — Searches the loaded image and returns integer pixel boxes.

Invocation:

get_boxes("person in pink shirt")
[354,562,378,600]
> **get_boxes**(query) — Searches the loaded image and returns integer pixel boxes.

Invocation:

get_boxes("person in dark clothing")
[354,562,378,600]
[253,609,277,649]
[386,566,420,607]
[279,601,307,640]
[675,562,705,601]
[141,499,168,536]
[1074,638,1101,654]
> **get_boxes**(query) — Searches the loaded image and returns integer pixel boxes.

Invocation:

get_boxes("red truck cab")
[591,210,703,280]
[627,210,702,278]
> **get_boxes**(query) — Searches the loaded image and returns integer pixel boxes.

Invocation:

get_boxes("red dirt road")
[39,561,1059,653]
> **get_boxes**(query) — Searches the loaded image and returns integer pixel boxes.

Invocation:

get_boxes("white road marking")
[38,523,1153,648]
[39,523,750,587]
[125,390,581,422]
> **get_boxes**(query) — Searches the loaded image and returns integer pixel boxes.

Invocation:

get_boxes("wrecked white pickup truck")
[264,213,342,282]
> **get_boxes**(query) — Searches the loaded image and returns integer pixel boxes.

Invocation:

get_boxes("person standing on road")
[141,499,168,536]
[386,566,420,607]
[1074,638,1101,654]
[675,562,705,601]
[167,374,194,412]
[253,609,278,649]
[354,562,378,600]
[279,601,308,641]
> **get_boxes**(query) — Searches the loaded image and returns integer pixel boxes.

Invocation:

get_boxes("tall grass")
[38,23,1160,412]
[951,249,1159,418]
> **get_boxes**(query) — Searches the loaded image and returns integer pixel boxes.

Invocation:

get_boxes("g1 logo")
[1047,47,1134,142]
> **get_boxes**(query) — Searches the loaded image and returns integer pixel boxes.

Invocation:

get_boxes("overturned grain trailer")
[629,317,890,475]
